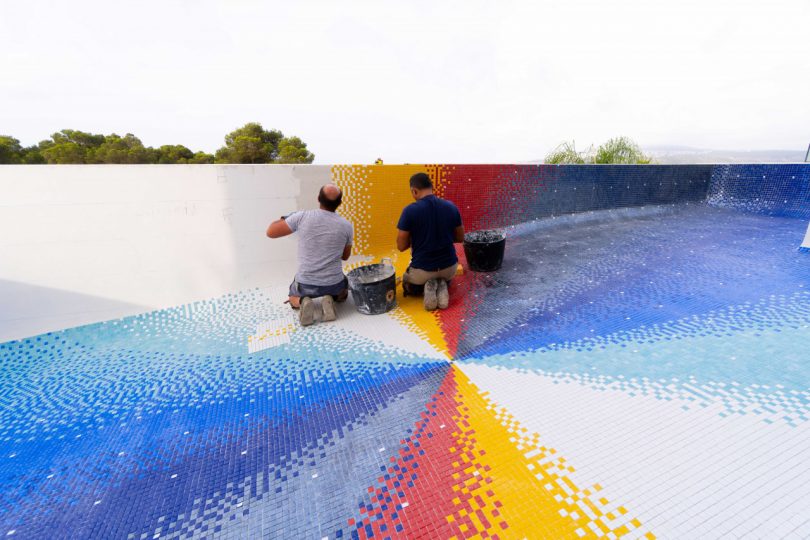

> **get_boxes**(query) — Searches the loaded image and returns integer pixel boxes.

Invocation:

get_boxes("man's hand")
[453,225,465,243]
[396,230,411,252]
[266,218,293,238]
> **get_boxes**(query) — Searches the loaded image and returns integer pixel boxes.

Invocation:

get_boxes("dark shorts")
[288,276,348,299]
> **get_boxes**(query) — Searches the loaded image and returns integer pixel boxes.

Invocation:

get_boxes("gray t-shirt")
[284,209,353,286]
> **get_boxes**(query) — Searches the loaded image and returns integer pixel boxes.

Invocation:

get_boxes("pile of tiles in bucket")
[2,164,809,539]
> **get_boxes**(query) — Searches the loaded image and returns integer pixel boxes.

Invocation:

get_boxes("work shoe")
[437,279,449,310]
[299,297,315,326]
[321,295,337,322]
[424,279,438,311]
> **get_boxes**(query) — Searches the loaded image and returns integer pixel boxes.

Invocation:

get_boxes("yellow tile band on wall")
[332,165,451,357]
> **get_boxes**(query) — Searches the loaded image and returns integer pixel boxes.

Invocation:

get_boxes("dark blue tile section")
[537,164,713,215]
[490,165,714,228]
[457,204,810,392]
[708,164,810,219]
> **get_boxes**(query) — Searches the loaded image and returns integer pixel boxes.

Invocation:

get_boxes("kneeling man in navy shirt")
[396,172,465,311]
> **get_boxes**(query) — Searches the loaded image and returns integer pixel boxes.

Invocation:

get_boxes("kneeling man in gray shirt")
[266,184,354,326]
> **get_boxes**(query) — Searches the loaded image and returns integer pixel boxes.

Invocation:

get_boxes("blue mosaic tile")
[0,295,448,539]
[708,164,810,219]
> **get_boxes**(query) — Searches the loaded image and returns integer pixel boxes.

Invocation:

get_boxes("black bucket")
[463,229,506,272]
[347,262,397,315]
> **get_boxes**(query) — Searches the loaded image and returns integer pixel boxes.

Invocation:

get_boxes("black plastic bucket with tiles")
[463,229,506,272]
[347,261,397,315]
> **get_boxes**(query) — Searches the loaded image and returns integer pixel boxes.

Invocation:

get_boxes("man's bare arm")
[266,219,293,238]
[341,244,352,261]
[396,230,411,252]
[453,225,465,243]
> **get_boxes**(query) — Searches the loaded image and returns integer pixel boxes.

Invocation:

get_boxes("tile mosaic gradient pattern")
[2,164,809,539]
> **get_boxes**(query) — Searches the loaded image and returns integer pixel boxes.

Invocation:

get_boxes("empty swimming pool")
[1,164,808,539]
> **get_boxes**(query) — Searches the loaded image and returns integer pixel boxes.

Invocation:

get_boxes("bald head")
[318,184,343,212]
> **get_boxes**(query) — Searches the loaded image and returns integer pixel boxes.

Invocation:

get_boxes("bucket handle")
[381,257,393,267]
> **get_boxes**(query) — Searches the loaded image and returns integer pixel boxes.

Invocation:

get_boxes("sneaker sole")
[322,296,337,322]
[437,280,449,310]
[300,298,315,326]
[424,280,438,311]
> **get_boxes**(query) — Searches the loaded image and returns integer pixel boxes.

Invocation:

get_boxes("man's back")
[397,195,461,271]
[285,209,353,285]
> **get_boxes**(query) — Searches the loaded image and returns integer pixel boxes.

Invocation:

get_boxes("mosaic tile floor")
[1,203,809,539]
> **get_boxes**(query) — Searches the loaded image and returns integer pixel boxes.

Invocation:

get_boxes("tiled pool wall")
[707,164,810,219]
[332,164,809,268]
[429,164,713,230]
[358,164,810,227]
[701,163,810,252]
[450,163,810,230]
[3,163,807,341]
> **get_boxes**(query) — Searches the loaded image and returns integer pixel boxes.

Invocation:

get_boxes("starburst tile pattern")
[2,164,809,539]
[348,366,651,539]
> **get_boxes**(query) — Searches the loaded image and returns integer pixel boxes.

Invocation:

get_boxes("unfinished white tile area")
[459,362,810,539]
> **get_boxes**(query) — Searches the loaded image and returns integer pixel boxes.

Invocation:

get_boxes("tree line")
[0,122,314,165]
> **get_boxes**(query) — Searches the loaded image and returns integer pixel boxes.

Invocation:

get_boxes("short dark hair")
[409,172,433,190]
[318,186,342,211]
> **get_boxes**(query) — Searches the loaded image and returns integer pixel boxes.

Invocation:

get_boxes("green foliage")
[593,137,652,164]
[50,129,106,148]
[188,151,215,164]
[214,123,314,164]
[215,122,283,164]
[2,123,313,165]
[22,146,45,164]
[28,131,214,165]
[544,136,652,164]
[152,145,215,164]
[0,136,47,164]
[92,133,151,164]
[544,141,586,164]
[39,129,106,164]
[155,144,194,164]
[40,142,92,164]
[0,136,24,164]
[276,136,315,164]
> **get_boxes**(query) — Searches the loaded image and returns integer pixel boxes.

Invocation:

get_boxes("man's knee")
[403,267,429,286]
[438,264,458,282]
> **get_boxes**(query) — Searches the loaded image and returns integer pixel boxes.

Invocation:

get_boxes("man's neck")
[415,190,434,200]
[318,206,336,212]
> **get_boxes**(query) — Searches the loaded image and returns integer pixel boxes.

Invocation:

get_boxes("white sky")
[1,0,809,163]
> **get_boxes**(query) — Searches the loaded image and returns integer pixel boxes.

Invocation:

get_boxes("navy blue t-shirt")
[397,195,462,271]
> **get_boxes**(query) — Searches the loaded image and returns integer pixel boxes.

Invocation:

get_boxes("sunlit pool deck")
[1,164,809,539]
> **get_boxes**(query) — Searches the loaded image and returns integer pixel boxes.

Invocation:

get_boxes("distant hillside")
[643,146,807,164]
[530,146,808,165]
